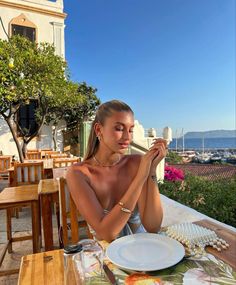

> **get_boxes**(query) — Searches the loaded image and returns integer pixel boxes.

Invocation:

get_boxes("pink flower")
[164,165,184,181]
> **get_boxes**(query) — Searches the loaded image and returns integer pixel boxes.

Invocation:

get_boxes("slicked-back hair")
[84,100,133,160]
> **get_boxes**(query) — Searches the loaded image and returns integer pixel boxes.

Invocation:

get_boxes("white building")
[0,0,66,157]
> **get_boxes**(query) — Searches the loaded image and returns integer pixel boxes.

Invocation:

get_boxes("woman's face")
[99,111,134,153]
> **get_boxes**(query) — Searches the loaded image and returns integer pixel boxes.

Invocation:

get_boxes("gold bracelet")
[118,201,132,214]
[121,207,132,214]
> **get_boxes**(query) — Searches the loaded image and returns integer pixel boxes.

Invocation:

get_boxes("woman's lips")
[119,143,129,149]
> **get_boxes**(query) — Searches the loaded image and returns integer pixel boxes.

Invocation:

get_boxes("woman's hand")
[149,138,168,171]
[136,144,162,181]
[135,139,168,181]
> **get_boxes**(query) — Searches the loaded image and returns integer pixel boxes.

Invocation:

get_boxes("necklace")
[93,154,121,167]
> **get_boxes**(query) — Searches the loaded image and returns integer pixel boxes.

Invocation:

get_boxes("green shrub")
[165,151,182,164]
[159,175,236,227]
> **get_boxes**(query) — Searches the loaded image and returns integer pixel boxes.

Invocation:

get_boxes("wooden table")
[38,179,60,251]
[18,249,66,285]
[194,219,236,270]
[18,249,81,285]
[0,184,40,276]
[18,219,236,284]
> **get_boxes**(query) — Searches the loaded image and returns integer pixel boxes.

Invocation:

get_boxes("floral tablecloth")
[91,241,236,285]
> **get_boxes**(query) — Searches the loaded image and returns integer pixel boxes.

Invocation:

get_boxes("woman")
[67,100,167,242]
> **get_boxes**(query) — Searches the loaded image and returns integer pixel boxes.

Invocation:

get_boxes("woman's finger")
[150,140,167,148]
[152,145,167,161]
[149,143,168,153]
[151,138,168,146]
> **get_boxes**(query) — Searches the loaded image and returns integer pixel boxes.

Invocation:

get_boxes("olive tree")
[45,82,100,150]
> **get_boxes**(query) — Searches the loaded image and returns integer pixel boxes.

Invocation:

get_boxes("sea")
[169,137,236,150]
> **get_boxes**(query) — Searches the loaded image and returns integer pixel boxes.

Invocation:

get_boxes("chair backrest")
[41,148,52,152]
[53,157,81,168]
[13,161,44,186]
[51,153,68,159]
[44,151,61,159]
[26,151,42,160]
[58,177,91,247]
[0,156,11,172]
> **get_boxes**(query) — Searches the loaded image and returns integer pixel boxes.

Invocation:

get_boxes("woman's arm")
[138,139,167,232]
[138,177,163,233]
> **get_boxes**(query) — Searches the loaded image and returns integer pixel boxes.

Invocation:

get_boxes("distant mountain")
[184,130,236,139]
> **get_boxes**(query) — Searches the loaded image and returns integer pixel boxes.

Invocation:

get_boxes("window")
[12,24,36,42]
[18,101,38,137]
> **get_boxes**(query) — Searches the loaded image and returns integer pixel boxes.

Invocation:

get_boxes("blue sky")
[64,0,235,136]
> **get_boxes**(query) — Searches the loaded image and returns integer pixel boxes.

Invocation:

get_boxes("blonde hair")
[84,100,133,160]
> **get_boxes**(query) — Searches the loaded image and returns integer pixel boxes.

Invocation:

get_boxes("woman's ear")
[94,122,102,138]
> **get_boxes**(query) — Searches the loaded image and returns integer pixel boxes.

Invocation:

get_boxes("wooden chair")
[0,156,11,181]
[26,151,42,160]
[13,161,44,186]
[53,157,81,168]
[8,161,44,237]
[40,148,52,158]
[1,159,43,275]
[0,184,40,276]
[58,177,92,247]
[44,151,61,159]
[50,153,68,159]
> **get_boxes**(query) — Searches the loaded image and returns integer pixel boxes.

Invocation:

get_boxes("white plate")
[106,233,185,271]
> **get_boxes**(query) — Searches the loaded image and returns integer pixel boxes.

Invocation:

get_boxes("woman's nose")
[122,129,132,140]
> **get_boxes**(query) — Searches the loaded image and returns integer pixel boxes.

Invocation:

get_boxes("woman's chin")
[115,149,126,155]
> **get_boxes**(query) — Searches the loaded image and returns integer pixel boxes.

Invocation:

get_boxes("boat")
[226,154,236,165]
[177,151,196,163]
[210,153,222,163]
[195,152,212,164]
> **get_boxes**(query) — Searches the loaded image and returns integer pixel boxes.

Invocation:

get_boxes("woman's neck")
[93,153,121,167]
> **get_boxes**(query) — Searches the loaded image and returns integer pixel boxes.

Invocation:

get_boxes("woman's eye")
[115,126,134,133]
[115,127,124,131]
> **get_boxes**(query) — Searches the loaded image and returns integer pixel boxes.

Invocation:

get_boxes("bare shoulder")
[66,161,90,183]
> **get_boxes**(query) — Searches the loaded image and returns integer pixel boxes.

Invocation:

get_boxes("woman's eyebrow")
[115,122,134,127]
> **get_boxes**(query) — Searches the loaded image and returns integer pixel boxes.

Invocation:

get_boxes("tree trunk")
[22,140,27,159]
[52,126,57,151]
[5,117,24,162]
[22,114,47,157]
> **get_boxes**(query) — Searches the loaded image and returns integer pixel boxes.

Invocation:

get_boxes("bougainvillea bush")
[164,165,184,181]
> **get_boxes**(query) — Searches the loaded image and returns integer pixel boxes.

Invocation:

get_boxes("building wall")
[132,120,165,181]
[0,118,65,157]
[0,0,65,57]
[0,0,66,156]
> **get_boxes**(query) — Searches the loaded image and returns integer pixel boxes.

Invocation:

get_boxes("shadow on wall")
[0,118,65,154]
[0,118,20,155]
[0,118,15,142]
